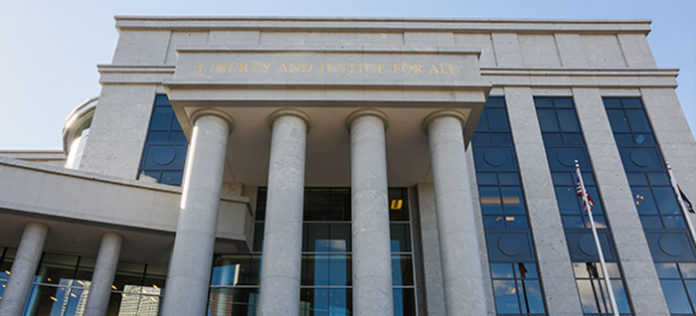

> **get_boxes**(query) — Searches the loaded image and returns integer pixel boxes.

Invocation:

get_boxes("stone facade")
[0,17,694,316]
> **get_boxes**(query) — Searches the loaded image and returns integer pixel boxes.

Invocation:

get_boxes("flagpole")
[574,160,619,316]
[666,162,696,247]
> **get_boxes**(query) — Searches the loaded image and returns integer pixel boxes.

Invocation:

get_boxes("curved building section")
[62,97,97,169]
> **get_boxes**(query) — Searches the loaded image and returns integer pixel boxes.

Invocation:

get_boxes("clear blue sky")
[1,0,694,150]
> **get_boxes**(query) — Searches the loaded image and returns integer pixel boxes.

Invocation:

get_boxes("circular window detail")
[484,149,507,167]
[556,151,576,168]
[630,149,653,168]
[659,235,686,257]
[152,148,177,166]
[498,235,523,257]
[578,234,599,256]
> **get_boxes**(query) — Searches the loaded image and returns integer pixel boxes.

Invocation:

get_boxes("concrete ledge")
[0,156,253,246]
[0,151,66,160]
[114,16,651,34]
[481,68,678,88]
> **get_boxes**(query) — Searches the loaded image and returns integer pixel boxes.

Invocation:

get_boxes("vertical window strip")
[603,97,696,315]
[138,94,188,186]
[473,97,547,315]
[534,96,633,315]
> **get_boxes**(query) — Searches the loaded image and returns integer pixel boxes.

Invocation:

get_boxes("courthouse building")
[1,16,696,316]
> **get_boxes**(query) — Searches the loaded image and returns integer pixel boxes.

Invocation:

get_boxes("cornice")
[114,16,651,35]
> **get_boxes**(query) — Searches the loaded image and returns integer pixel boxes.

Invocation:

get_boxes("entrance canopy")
[164,48,491,186]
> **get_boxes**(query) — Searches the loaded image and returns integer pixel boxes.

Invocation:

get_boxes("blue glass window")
[655,263,696,314]
[138,95,189,186]
[491,263,545,315]
[603,97,696,315]
[572,262,632,315]
[535,97,632,315]
[473,97,547,315]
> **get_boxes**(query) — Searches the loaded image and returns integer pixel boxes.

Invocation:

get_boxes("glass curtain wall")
[603,97,696,315]
[472,96,546,315]
[0,247,166,316]
[534,96,633,315]
[208,188,417,315]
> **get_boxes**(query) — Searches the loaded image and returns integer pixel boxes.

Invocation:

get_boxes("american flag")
[576,181,595,211]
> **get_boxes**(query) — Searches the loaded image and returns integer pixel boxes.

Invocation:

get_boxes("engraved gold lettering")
[252,63,264,72]
[365,64,377,73]
[439,64,449,74]
[448,64,457,74]
[197,60,445,76]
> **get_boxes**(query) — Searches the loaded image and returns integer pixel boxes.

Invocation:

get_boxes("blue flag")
[679,185,694,213]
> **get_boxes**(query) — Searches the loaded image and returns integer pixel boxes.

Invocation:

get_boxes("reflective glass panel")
[393,288,416,316]
[391,255,414,286]
[208,287,259,316]
[493,280,520,313]
[661,279,693,314]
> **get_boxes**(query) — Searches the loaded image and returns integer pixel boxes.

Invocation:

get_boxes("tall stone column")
[258,109,310,316]
[347,109,394,316]
[424,110,487,315]
[161,109,233,316]
[0,222,48,316]
[84,232,123,316]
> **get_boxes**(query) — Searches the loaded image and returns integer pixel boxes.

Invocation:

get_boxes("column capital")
[268,108,311,132]
[422,109,467,134]
[345,108,388,131]
[25,221,49,233]
[190,108,235,134]
[101,231,123,242]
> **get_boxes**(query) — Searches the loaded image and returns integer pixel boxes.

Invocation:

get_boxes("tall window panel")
[534,96,632,315]
[0,248,166,315]
[603,97,696,315]
[472,97,546,315]
[209,188,417,315]
[138,94,189,186]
